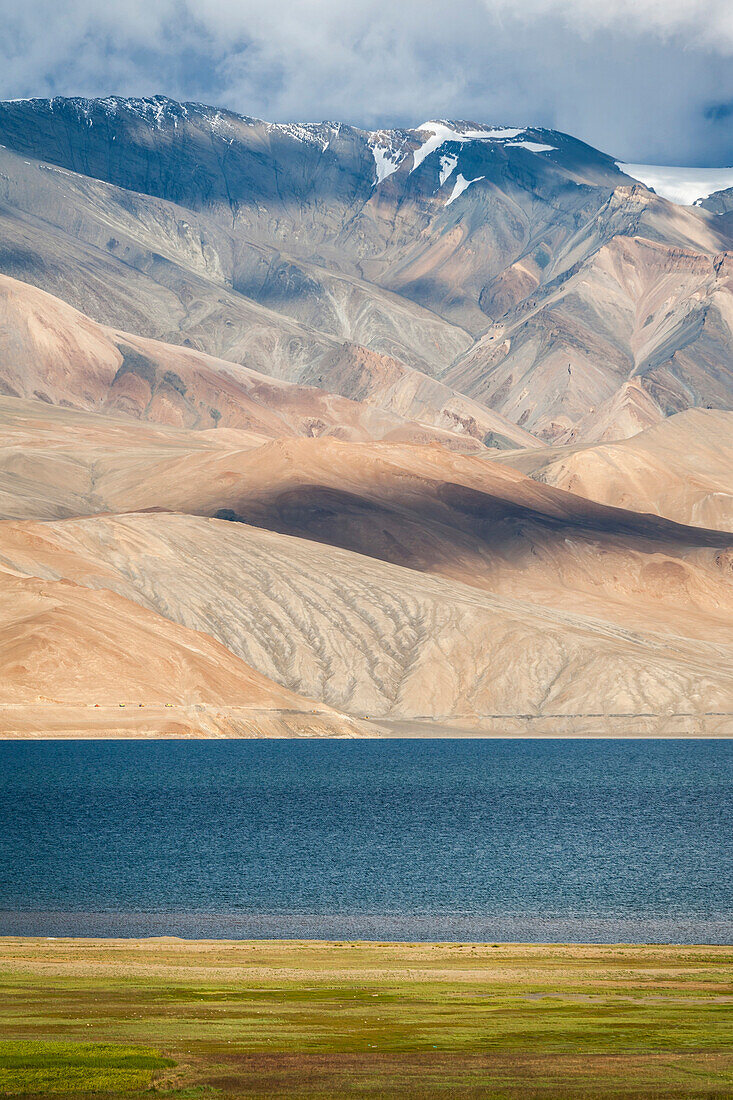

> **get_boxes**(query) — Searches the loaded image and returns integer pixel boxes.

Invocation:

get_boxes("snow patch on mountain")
[96,96,191,129]
[12,94,205,132]
[370,146,403,184]
[411,123,463,171]
[371,146,400,184]
[446,174,485,205]
[368,131,412,186]
[619,163,733,206]
[410,122,530,173]
[439,153,458,187]
[506,140,555,153]
[272,122,339,150]
[476,127,525,140]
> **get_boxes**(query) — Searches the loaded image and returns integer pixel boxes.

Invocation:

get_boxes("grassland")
[0,938,731,1098]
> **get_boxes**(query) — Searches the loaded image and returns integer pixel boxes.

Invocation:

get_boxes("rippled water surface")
[1,739,731,942]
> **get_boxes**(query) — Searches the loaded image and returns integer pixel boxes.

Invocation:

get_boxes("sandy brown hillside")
[0,396,274,522]
[2,514,732,735]
[0,564,372,738]
[300,343,539,449]
[53,430,730,639]
[2,399,731,640]
[444,231,733,442]
[492,409,733,532]
[1,397,732,734]
[0,273,513,451]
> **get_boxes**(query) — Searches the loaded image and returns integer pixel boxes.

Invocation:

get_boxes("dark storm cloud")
[1,0,732,164]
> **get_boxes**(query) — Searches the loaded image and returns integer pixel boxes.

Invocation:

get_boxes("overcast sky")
[1,0,732,165]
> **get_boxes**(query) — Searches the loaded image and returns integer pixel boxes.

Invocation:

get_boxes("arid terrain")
[0,97,732,737]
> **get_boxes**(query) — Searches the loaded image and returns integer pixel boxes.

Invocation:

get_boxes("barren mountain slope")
[0,266,530,446]
[0,95,732,739]
[444,234,733,441]
[2,396,732,733]
[1,98,732,445]
[0,141,474,375]
[1,514,731,733]
[0,397,274,521]
[0,98,633,333]
[301,343,539,448]
[0,392,536,527]
[75,434,732,634]
[0,274,498,450]
[2,404,730,645]
[492,409,733,531]
[0,564,370,738]
[701,185,733,216]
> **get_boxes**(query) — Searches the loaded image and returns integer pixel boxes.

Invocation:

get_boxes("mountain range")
[0,95,732,736]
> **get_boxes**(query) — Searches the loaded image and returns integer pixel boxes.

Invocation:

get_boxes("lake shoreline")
[3,912,732,944]
[2,706,733,739]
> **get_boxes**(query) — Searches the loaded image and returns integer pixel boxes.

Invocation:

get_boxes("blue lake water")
[0,739,731,943]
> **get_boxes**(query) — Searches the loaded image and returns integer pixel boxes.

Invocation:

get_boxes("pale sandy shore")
[1,704,731,738]
[0,704,378,738]
[1,935,731,978]
[377,714,733,737]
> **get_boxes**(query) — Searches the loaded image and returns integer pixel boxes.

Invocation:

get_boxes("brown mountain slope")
[0,395,519,524]
[0,274,495,450]
[0,141,473,374]
[491,409,733,532]
[1,514,731,734]
[86,433,732,631]
[0,148,503,444]
[302,343,539,449]
[0,397,274,521]
[444,234,733,442]
[0,565,369,738]
[2,405,730,646]
[2,398,732,733]
[2,97,733,737]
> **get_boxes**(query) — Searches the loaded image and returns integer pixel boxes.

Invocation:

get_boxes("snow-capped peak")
[410,121,530,172]
[265,121,341,151]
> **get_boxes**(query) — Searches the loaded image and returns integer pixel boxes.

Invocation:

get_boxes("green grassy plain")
[0,938,731,1098]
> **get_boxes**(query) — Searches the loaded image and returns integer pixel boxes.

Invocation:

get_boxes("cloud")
[487,0,733,52]
[1,0,732,164]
